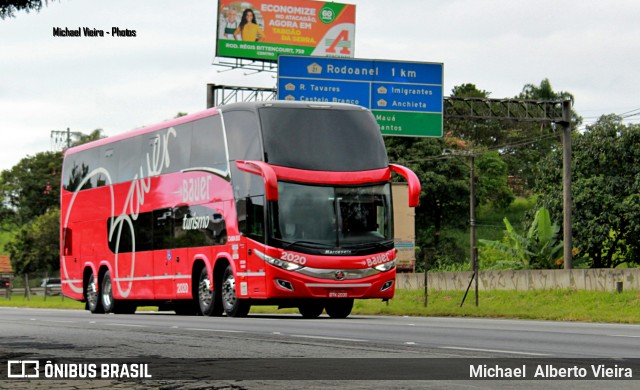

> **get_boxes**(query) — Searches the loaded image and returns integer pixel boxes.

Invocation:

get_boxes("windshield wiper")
[341,240,394,251]
[271,237,334,250]
[284,240,335,249]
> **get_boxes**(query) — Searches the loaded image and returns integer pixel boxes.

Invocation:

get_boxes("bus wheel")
[325,299,354,319]
[198,267,220,316]
[101,270,116,314]
[100,270,135,314]
[86,273,104,314]
[298,300,324,319]
[221,265,250,317]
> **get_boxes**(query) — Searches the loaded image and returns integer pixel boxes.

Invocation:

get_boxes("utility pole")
[470,154,478,306]
[560,99,573,269]
[51,128,72,151]
[445,149,479,307]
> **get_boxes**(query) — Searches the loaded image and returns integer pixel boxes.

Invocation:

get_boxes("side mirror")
[389,164,421,207]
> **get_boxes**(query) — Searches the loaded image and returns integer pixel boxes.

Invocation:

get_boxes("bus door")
[61,225,81,297]
[152,208,187,299]
[239,195,267,298]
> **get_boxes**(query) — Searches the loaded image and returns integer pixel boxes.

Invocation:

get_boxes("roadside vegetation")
[3,289,639,324]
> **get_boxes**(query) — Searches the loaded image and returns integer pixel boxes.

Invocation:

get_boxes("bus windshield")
[270,182,393,253]
[258,106,388,171]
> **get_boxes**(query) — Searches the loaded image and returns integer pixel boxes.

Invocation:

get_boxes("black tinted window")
[166,123,192,174]
[223,110,262,161]
[116,136,144,183]
[191,116,228,173]
[259,107,388,171]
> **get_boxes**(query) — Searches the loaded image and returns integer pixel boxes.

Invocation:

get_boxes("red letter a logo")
[326,30,351,55]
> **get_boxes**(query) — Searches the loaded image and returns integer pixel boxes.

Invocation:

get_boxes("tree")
[386,136,470,268]
[6,208,60,276]
[447,80,581,194]
[502,79,580,190]
[0,0,55,19]
[0,128,106,227]
[479,207,563,269]
[534,115,640,268]
[476,151,514,210]
[70,128,106,147]
[447,83,507,148]
[0,151,62,225]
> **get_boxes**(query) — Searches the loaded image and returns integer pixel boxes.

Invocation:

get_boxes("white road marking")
[289,334,367,343]
[608,334,640,338]
[185,328,244,333]
[105,323,147,328]
[441,346,551,356]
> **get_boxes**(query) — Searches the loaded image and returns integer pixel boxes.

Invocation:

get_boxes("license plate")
[328,291,348,298]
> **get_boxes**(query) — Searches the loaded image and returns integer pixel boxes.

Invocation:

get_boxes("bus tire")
[100,270,136,314]
[86,272,104,314]
[221,265,250,317]
[298,300,324,319]
[198,266,221,316]
[101,270,116,314]
[325,298,354,319]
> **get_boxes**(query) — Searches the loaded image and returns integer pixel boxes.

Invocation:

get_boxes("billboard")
[216,0,356,62]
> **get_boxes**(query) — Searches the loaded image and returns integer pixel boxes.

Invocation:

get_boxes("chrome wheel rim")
[222,273,237,310]
[87,276,99,308]
[199,272,213,308]
[102,277,112,308]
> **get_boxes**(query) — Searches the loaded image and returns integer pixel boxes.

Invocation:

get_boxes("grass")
[356,289,640,324]
[5,289,637,324]
[0,294,85,310]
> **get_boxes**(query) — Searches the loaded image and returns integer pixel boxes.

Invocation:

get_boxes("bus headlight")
[373,260,396,272]
[255,249,304,271]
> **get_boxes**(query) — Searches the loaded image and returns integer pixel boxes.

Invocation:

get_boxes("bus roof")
[64,107,221,156]
[218,100,368,114]
[64,101,367,157]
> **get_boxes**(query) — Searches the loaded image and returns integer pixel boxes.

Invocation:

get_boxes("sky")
[1,0,639,171]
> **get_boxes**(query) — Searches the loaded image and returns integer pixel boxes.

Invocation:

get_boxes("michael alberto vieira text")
[53,27,136,37]
[470,364,633,379]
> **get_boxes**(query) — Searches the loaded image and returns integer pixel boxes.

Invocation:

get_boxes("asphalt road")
[1,307,639,389]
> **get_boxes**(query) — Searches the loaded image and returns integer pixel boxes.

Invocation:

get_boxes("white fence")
[397,269,640,292]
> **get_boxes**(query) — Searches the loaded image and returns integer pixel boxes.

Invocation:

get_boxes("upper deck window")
[258,107,388,171]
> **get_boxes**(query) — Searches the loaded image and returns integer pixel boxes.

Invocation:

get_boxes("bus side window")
[98,147,118,187]
[237,195,265,242]
[116,136,143,183]
[223,110,262,161]
[191,115,227,173]
[166,123,192,174]
[153,208,173,250]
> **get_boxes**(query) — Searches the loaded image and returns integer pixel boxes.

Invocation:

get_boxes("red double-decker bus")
[60,101,420,318]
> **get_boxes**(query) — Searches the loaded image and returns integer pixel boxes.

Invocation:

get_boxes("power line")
[392,132,561,165]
